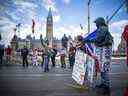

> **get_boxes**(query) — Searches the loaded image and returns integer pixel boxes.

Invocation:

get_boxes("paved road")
[0,58,128,96]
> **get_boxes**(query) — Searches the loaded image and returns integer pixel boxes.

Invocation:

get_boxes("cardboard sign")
[72,50,87,85]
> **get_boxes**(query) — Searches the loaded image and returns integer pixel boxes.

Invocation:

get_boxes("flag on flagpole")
[32,19,35,33]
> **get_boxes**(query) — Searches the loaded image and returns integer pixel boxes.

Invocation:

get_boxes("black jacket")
[0,48,4,57]
[21,48,29,57]
[95,26,113,47]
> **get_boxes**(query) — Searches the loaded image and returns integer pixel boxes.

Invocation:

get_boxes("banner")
[72,50,87,85]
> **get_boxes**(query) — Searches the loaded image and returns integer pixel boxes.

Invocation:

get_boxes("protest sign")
[72,50,87,85]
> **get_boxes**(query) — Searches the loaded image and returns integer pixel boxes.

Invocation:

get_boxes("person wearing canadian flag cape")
[122,25,128,67]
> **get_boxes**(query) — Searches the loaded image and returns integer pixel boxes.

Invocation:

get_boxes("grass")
[67,83,89,93]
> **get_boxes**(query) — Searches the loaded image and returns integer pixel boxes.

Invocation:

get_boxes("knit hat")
[94,17,107,26]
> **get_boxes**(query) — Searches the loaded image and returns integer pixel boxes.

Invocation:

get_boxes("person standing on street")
[122,25,128,67]
[0,45,4,65]
[59,47,66,68]
[0,34,4,65]
[51,46,57,67]
[94,17,113,93]
[68,43,76,69]
[43,47,50,72]
[21,46,29,67]
[5,45,12,65]
[31,48,38,66]
[61,34,68,51]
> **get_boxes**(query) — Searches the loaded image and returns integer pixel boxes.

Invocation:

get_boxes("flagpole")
[107,0,126,23]
[32,19,35,39]
[87,0,91,34]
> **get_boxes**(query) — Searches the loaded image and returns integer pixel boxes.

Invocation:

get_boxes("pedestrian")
[21,46,29,67]
[122,25,128,67]
[58,47,66,68]
[41,48,45,67]
[31,48,38,66]
[5,45,12,65]
[67,35,73,50]
[50,45,57,67]
[68,43,76,69]
[94,17,113,93]
[0,44,4,65]
[61,34,68,51]
[43,47,50,72]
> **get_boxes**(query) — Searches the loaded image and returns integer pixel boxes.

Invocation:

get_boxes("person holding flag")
[122,25,128,67]
[94,17,113,94]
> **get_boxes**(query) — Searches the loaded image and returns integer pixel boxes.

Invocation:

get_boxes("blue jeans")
[69,55,75,67]
[43,56,49,72]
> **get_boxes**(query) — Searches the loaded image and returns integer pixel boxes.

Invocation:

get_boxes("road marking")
[0,71,128,77]
[0,73,71,77]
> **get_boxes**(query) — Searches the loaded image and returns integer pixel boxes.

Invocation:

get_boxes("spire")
[48,7,52,18]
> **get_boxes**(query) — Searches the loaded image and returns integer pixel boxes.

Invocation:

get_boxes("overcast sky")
[0,0,128,50]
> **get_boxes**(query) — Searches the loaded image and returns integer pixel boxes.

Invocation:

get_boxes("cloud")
[53,14,61,23]
[43,0,57,12]
[110,20,128,30]
[61,0,71,4]
[0,0,39,45]
[54,25,82,39]
[0,16,16,46]
[14,1,38,22]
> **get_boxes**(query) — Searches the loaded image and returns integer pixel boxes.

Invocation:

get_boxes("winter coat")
[95,26,113,47]
[21,48,29,57]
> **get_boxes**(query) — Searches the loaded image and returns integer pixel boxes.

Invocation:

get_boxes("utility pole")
[87,0,91,34]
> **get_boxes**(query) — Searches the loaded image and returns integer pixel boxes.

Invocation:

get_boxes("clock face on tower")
[48,17,52,22]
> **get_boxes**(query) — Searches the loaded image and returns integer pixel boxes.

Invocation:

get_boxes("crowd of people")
[0,45,12,65]
[12,34,76,72]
